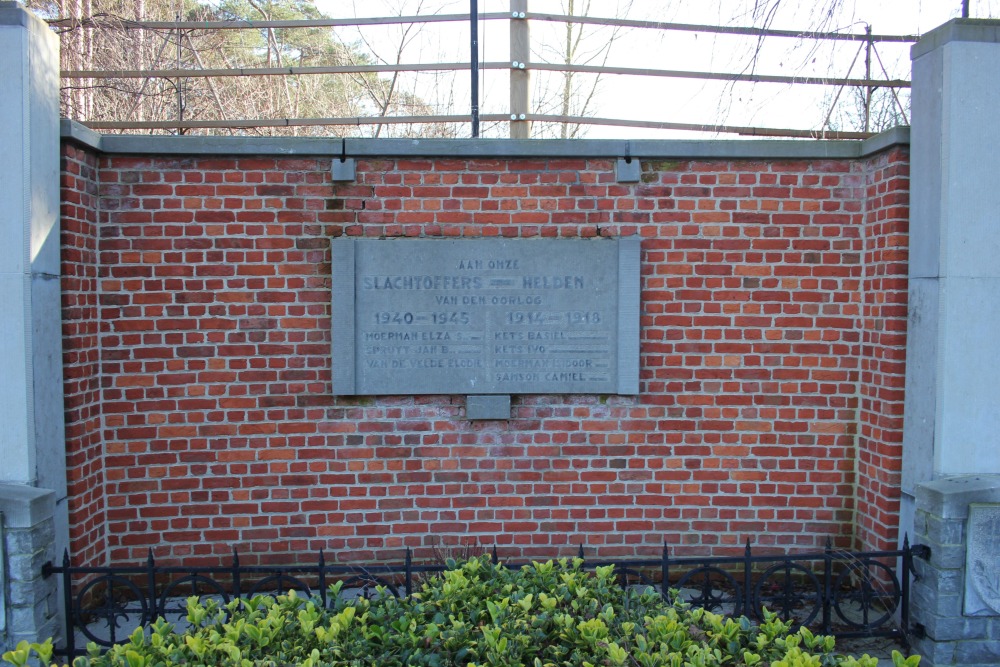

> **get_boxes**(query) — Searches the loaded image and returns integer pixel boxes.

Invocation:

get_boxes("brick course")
[59,145,909,566]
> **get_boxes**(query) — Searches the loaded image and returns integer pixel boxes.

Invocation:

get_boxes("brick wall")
[59,144,909,566]
[856,147,910,552]
[60,143,105,566]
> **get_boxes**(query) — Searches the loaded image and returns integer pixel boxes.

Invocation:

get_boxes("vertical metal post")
[742,540,753,618]
[175,13,183,135]
[405,547,413,597]
[146,549,157,619]
[901,535,912,648]
[864,24,873,134]
[318,550,327,609]
[510,0,531,138]
[862,558,872,629]
[822,538,833,635]
[470,0,480,137]
[962,0,970,18]
[660,542,670,600]
[232,549,242,601]
[61,550,75,658]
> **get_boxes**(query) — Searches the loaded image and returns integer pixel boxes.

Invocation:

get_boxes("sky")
[313,0,998,139]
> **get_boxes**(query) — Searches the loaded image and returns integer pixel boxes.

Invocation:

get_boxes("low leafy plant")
[10,556,920,667]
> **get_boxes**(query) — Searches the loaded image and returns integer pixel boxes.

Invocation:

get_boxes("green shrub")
[7,556,919,667]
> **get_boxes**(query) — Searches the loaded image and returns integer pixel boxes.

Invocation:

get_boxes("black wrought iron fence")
[42,537,929,659]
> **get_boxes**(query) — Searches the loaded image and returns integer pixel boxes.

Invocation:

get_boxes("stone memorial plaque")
[332,238,639,396]
[965,503,1000,616]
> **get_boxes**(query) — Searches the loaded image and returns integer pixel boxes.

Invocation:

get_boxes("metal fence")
[46,3,917,139]
[43,537,929,659]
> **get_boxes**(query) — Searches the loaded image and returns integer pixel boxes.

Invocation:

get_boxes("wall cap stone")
[0,484,55,529]
[60,118,103,151]
[0,2,47,30]
[912,18,1000,60]
[59,120,909,160]
[915,475,1000,520]
[860,125,910,157]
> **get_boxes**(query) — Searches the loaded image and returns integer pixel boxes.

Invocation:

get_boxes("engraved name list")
[332,238,639,396]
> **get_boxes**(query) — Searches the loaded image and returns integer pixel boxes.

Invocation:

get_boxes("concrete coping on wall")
[0,1,46,29]
[60,119,909,161]
[911,18,1000,59]
[0,484,55,529]
[915,475,1000,521]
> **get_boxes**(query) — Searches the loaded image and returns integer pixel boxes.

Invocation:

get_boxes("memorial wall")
[58,138,911,568]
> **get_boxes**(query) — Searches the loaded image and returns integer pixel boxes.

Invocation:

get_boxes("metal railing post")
[822,538,833,635]
[232,549,241,601]
[146,549,157,620]
[61,550,75,658]
[863,24,873,133]
[405,547,413,597]
[318,550,327,608]
[175,13,183,135]
[660,542,669,600]
[901,535,912,647]
[742,540,753,618]
[469,0,480,137]
[510,0,530,138]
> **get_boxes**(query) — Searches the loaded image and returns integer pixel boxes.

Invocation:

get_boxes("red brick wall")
[856,147,910,552]
[61,143,106,566]
[59,145,910,566]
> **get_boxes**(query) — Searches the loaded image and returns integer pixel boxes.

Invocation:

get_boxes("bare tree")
[529,0,633,139]
[331,0,450,138]
[29,0,449,136]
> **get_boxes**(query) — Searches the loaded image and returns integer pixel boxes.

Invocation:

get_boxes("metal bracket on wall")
[616,157,641,183]
[332,138,356,182]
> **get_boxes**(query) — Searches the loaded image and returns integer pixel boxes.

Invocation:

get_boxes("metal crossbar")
[42,537,928,659]
[46,8,915,138]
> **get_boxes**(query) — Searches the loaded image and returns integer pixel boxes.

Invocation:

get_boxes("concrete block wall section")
[56,135,911,567]
[911,476,1000,667]
[0,485,60,652]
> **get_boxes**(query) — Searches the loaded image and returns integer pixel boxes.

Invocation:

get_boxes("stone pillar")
[903,20,1000,508]
[0,487,59,652]
[904,20,1000,667]
[912,478,1000,667]
[0,1,66,650]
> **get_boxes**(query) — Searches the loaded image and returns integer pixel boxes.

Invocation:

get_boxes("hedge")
[4,556,920,667]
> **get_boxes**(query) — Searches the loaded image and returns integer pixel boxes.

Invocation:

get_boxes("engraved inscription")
[332,238,639,395]
[965,504,1000,616]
